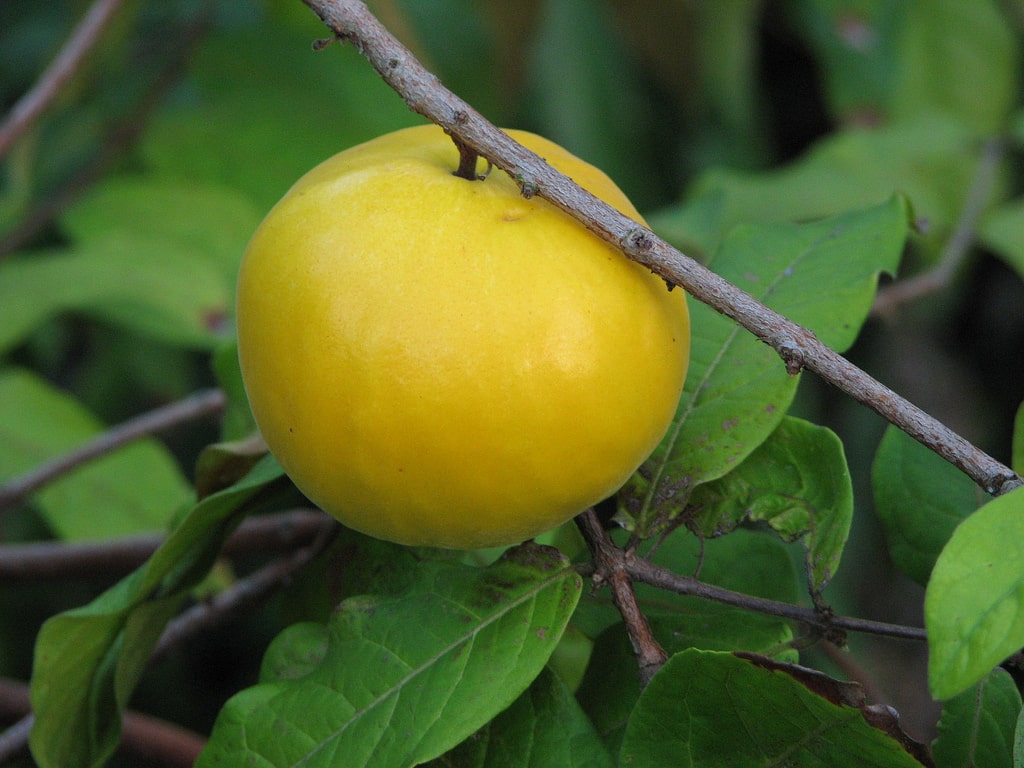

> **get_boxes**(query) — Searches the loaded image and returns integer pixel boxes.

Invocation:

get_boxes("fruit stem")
[452,137,481,181]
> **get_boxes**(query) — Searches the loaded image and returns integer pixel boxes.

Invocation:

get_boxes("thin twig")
[0,0,128,158]
[0,7,212,256]
[0,509,330,583]
[576,510,668,685]
[873,137,1005,317]
[300,0,1022,498]
[0,678,205,768]
[623,555,926,642]
[0,388,225,514]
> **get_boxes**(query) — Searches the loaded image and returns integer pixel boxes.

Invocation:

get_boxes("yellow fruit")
[236,124,689,549]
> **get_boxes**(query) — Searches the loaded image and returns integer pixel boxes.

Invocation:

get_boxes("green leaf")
[29,456,288,768]
[632,197,907,531]
[0,179,255,353]
[195,544,583,768]
[932,667,1020,768]
[620,649,928,767]
[0,242,228,353]
[873,426,989,586]
[651,115,972,258]
[60,177,258,282]
[926,486,1024,700]
[0,367,191,539]
[689,416,853,591]
[1016,704,1024,768]
[431,667,614,768]
[211,338,256,442]
[981,199,1024,283]
[260,622,330,684]
[887,0,1017,133]
[688,0,767,169]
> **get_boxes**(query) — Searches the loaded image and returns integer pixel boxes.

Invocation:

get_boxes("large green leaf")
[620,650,928,767]
[0,244,229,353]
[887,0,1017,133]
[926,486,1024,700]
[932,667,1020,768]
[1016,705,1024,768]
[429,667,614,768]
[0,178,256,353]
[872,426,989,586]
[690,416,853,591]
[195,544,582,768]
[651,115,973,258]
[630,197,907,532]
[60,177,259,283]
[29,456,289,768]
[0,367,191,539]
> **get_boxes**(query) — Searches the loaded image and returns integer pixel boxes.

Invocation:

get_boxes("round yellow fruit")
[236,124,689,549]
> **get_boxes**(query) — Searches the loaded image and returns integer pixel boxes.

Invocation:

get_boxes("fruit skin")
[236,124,689,549]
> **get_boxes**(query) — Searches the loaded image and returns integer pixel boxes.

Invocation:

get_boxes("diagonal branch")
[872,137,1004,316]
[624,555,926,642]
[0,388,225,515]
[0,509,331,582]
[300,0,1021,498]
[0,0,128,158]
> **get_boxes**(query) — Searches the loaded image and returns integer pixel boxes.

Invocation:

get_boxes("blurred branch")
[0,0,128,158]
[576,510,667,686]
[0,712,32,765]
[873,137,1005,317]
[301,0,1022,498]
[0,678,205,768]
[0,509,331,582]
[0,388,225,515]
[0,7,212,256]
[623,554,926,642]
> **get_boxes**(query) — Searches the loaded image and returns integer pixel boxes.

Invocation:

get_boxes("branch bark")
[576,510,667,686]
[0,509,330,582]
[300,0,1021,498]
[623,555,926,642]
